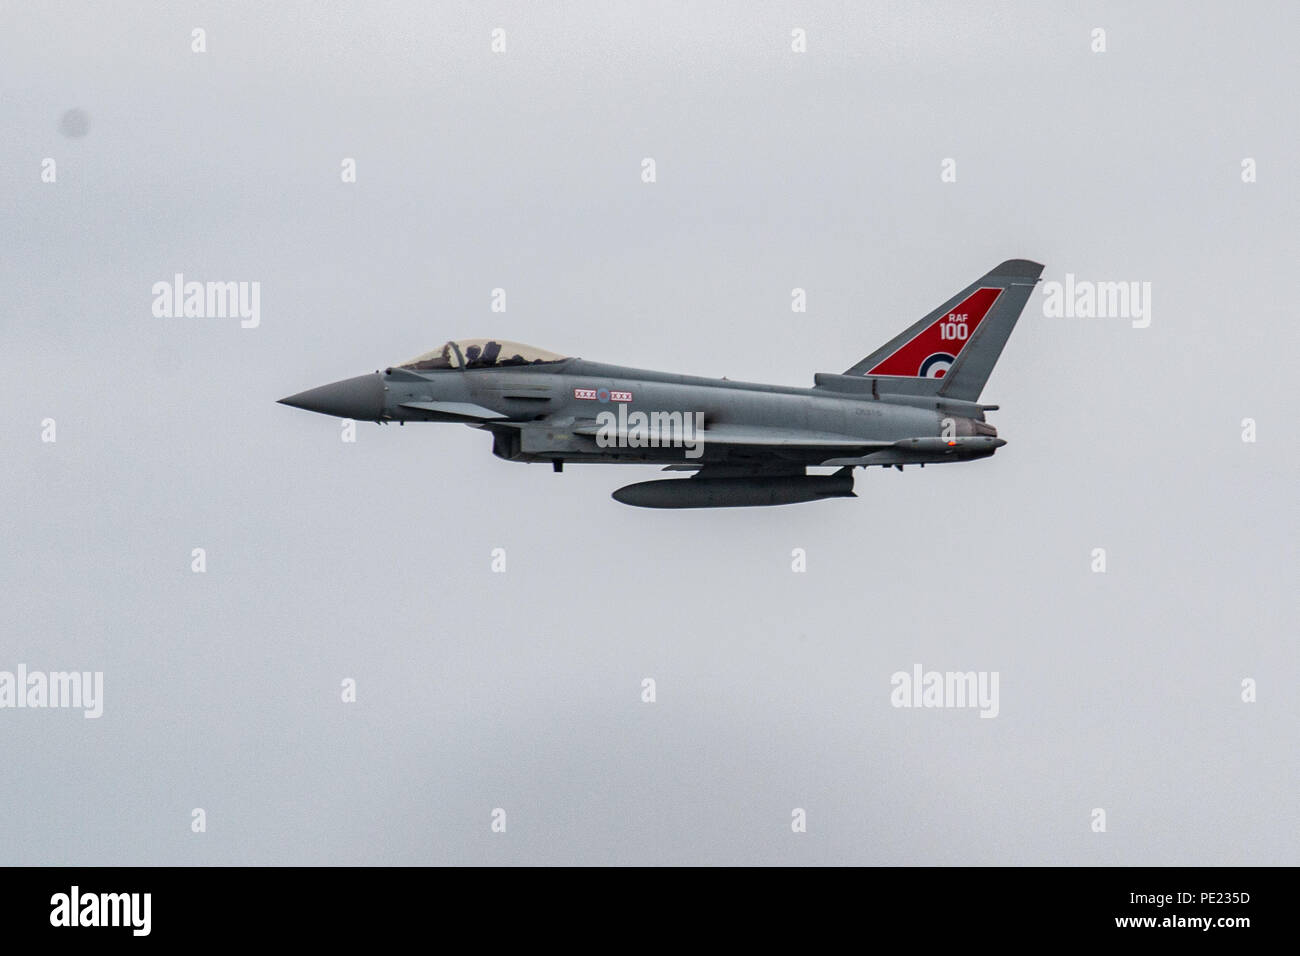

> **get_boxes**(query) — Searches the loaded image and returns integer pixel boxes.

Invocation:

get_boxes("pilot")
[463,344,483,367]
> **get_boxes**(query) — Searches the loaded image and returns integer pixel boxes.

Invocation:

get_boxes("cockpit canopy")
[398,339,569,371]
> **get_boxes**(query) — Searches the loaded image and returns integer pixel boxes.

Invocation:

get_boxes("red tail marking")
[866,287,1002,377]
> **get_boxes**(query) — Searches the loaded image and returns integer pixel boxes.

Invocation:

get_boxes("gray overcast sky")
[2,1,1296,865]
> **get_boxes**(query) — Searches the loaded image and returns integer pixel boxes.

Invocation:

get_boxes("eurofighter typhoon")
[279,259,1042,508]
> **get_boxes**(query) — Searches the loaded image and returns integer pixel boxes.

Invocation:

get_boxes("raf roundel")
[919,352,956,378]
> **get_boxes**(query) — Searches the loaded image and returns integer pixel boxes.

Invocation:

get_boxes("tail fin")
[843,259,1043,401]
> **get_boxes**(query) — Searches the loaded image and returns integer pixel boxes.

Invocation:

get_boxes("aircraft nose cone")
[278,373,384,420]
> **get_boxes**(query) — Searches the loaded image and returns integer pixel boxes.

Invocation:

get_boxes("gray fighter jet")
[280,259,1042,507]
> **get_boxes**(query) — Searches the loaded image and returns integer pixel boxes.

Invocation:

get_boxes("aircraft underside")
[485,423,1002,507]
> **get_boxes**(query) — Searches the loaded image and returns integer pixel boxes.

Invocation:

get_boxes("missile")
[823,435,1007,467]
[892,436,1006,454]
[612,470,856,509]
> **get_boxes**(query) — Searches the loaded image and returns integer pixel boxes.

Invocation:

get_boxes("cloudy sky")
[2,1,1295,864]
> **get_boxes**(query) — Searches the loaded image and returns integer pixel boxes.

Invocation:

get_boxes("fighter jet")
[279,259,1042,507]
